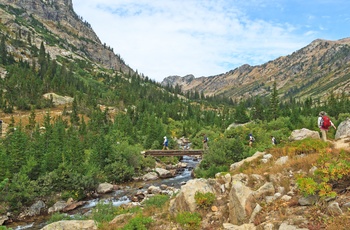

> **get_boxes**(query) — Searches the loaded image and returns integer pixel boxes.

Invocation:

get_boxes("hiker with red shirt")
[318,111,336,142]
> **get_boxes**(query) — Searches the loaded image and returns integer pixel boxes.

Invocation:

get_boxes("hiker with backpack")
[202,134,209,150]
[162,136,169,150]
[318,111,336,142]
[271,136,277,145]
[249,133,255,147]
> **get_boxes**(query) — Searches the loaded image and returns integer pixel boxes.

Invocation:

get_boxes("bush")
[194,191,215,209]
[47,213,87,224]
[175,211,202,230]
[92,201,123,224]
[121,214,153,230]
[143,194,169,209]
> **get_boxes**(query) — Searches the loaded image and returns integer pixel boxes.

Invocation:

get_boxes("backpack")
[250,136,255,142]
[321,115,331,129]
[273,138,277,145]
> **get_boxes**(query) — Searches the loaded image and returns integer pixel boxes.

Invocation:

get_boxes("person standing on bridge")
[162,136,169,150]
[202,134,209,150]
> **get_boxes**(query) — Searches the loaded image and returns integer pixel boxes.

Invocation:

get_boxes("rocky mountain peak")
[0,0,134,75]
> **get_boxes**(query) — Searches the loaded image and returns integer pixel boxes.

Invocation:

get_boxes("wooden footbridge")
[142,149,204,157]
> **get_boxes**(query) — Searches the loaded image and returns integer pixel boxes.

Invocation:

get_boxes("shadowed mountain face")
[0,0,134,74]
[162,38,350,102]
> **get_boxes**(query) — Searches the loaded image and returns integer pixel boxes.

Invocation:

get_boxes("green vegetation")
[297,149,350,199]
[47,213,87,224]
[143,194,170,209]
[194,191,215,209]
[175,211,202,230]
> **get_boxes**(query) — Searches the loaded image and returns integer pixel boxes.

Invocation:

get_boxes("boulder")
[335,118,350,139]
[288,128,320,141]
[97,182,114,194]
[155,168,173,179]
[142,172,159,181]
[48,200,67,214]
[40,220,97,230]
[169,178,218,213]
[230,152,265,171]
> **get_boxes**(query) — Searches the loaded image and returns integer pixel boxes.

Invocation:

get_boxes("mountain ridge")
[0,0,134,75]
[162,37,350,102]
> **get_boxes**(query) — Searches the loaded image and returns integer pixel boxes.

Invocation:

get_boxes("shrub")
[297,150,350,199]
[47,213,87,224]
[194,191,215,209]
[92,201,123,224]
[175,211,202,230]
[121,214,153,230]
[143,194,169,209]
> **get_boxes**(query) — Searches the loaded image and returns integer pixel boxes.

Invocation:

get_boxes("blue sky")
[72,0,350,82]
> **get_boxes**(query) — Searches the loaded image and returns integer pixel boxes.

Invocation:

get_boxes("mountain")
[0,0,133,74]
[162,38,350,102]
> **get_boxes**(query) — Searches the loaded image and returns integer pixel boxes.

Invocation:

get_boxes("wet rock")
[97,182,114,194]
[63,201,87,212]
[19,200,46,219]
[142,172,158,181]
[0,215,8,225]
[48,201,67,214]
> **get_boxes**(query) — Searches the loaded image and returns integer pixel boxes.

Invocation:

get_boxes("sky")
[72,0,350,82]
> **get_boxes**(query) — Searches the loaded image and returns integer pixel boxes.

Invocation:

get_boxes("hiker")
[202,134,209,150]
[162,136,169,150]
[271,136,277,145]
[318,111,336,142]
[249,133,254,147]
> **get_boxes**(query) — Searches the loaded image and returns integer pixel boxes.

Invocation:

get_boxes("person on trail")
[271,136,277,145]
[318,111,336,142]
[202,134,209,150]
[162,136,169,150]
[249,133,254,147]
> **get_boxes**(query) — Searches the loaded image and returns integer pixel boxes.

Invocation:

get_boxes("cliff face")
[162,38,350,102]
[0,0,133,74]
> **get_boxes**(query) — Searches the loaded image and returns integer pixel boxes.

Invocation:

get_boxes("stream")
[5,156,200,230]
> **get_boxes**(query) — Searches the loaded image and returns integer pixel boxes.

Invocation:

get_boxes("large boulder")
[40,220,97,230]
[227,174,254,225]
[18,200,46,219]
[155,168,174,179]
[289,128,320,141]
[48,201,67,214]
[230,152,265,171]
[97,183,114,194]
[335,118,350,139]
[169,178,219,213]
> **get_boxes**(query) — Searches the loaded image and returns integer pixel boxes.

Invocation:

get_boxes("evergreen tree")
[0,35,7,65]
[269,81,279,121]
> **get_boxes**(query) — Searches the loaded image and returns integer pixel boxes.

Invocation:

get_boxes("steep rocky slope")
[162,38,350,102]
[0,0,133,74]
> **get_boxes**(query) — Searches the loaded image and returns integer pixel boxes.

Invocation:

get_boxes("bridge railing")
[142,149,204,157]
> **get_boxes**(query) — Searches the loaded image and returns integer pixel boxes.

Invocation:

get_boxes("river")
[5,156,199,230]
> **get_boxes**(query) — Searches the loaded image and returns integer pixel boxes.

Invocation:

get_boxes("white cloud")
[72,0,326,82]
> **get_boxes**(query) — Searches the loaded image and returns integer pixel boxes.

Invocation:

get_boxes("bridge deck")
[142,149,204,157]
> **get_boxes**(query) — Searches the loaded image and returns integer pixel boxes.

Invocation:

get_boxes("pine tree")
[0,35,7,65]
[269,81,279,121]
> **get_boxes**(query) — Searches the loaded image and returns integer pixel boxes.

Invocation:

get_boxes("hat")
[319,111,326,116]
[164,136,166,139]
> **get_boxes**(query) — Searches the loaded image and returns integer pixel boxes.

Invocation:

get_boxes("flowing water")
[5,156,200,230]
